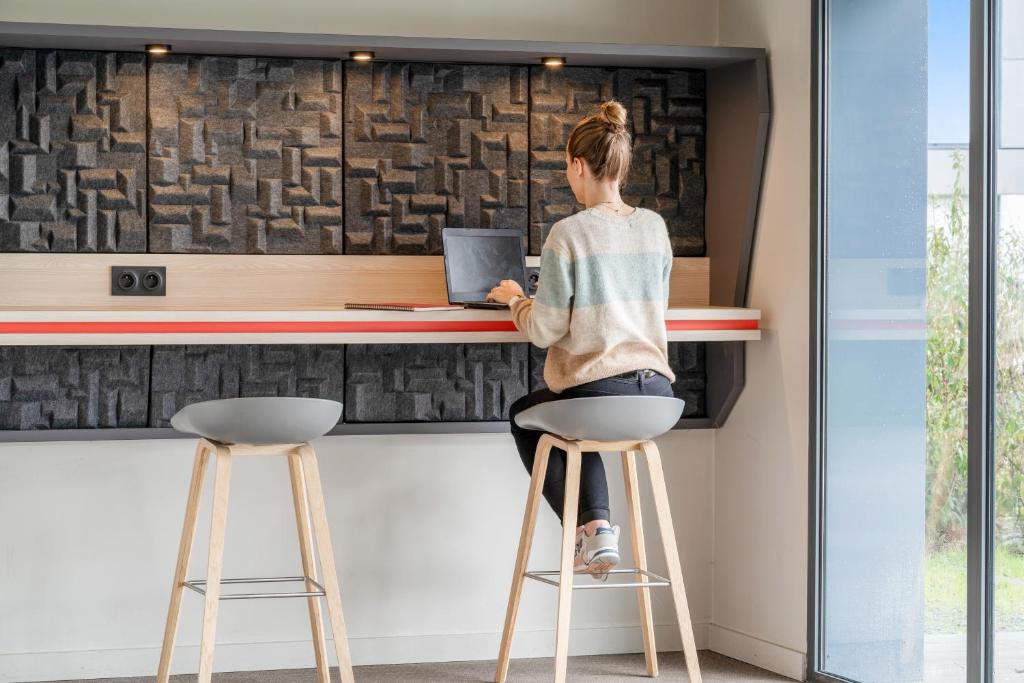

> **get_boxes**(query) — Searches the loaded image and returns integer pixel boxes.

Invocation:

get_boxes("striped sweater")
[510,206,676,393]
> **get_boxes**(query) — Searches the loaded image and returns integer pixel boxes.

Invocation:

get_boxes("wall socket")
[526,266,540,295]
[111,266,166,296]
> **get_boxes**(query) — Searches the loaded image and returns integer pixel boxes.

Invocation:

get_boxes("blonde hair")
[566,100,632,183]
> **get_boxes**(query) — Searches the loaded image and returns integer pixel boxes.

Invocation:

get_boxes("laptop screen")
[442,229,527,303]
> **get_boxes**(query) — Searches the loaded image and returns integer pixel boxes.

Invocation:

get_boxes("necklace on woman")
[594,199,628,215]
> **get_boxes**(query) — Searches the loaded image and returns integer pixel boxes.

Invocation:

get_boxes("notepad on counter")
[344,302,465,312]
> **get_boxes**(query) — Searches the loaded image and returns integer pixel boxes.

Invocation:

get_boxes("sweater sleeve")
[510,234,574,349]
[662,228,674,310]
[662,250,672,310]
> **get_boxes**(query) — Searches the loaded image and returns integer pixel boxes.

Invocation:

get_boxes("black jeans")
[508,370,675,526]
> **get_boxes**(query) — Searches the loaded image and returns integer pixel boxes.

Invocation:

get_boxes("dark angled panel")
[149,344,345,427]
[148,56,344,254]
[528,342,706,418]
[0,347,149,429]
[528,66,706,255]
[345,343,528,422]
[0,49,147,252]
[344,62,528,254]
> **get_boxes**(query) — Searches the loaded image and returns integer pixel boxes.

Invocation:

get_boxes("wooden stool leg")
[640,441,702,683]
[198,445,233,683]
[157,441,211,683]
[289,452,330,683]
[496,435,554,683]
[622,450,658,677]
[299,444,355,683]
[554,442,582,683]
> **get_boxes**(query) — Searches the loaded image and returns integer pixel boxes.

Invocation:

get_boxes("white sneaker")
[574,525,621,575]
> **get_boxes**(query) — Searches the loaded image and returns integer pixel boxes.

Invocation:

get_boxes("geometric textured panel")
[528,66,705,255]
[0,346,150,429]
[344,343,529,421]
[667,342,706,418]
[148,56,344,253]
[528,342,706,418]
[343,62,528,254]
[528,66,614,254]
[149,344,345,427]
[0,50,147,252]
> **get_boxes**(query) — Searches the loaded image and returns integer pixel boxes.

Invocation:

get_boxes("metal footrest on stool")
[183,575,326,600]
[524,568,670,590]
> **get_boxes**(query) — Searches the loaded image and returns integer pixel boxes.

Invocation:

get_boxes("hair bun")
[597,100,627,132]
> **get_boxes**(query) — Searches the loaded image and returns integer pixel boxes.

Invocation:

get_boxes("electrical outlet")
[526,266,540,294]
[111,266,166,296]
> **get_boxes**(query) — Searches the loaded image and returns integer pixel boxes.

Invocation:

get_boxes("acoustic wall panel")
[528,342,706,418]
[667,341,706,417]
[148,56,344,254]
[529,66,614,253]
[0,346,150,429]
[344,343,528,422]
[0,49,147,252]
[344,62,529,254]
[528,66,706,255]
[149,344,345,427]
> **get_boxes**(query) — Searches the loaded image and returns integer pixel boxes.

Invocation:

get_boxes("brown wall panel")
[0,49,147,252]
[344,61,529,254]
[148,55,344,254]
[0,254,708,309]
[528,66,706,255]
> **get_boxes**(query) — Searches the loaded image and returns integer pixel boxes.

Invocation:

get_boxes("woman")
[487,100,676,575]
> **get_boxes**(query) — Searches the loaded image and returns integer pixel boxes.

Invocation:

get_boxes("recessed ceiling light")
[350,51,375,62]
[146,44,172,55]
[541,56,566,67]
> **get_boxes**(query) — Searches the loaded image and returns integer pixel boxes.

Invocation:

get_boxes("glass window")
[994,0,1024,678]
[822,0,970,679]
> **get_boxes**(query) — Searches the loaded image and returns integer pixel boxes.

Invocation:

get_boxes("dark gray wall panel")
[0,346,149,429]
[148,56,344,254]
[667,342,706,417]
[528,66,614,253]
[149,344,345,427]
[0,49,147,252]
[528,66,706,255]
[528,342,706,418]
[345,343,528,421]
[344,62,529,254]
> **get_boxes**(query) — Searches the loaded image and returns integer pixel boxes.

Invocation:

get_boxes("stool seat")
[170,397,342,445]
[513,395,684,442]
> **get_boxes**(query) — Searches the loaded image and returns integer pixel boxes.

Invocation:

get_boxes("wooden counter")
[0,307,761,346]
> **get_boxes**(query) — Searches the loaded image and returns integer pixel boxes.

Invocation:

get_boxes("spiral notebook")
[344,303,464,312]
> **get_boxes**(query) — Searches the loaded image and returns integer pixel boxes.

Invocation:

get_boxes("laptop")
[442,228,528,309]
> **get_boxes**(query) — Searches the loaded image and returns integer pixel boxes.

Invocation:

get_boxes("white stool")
[156,397,354,683]
[495,396,701,683]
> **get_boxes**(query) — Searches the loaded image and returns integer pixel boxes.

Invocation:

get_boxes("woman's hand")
[487,279,525,304]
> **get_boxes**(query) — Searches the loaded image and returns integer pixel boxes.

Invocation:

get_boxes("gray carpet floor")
[45,651,791,682]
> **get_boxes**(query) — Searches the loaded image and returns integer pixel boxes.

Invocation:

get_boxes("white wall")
[0,0,719,47]
[0,430,714,682]
[711,1,810,679]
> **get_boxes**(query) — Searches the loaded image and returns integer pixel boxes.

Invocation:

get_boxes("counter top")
[0,307,761,345]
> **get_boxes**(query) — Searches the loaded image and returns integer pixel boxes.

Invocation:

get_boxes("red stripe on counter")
[0,318,759,335]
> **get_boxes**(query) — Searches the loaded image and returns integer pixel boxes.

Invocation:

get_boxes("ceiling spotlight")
[350,51,375,62]
[146,44,172,55]
[541,56,566,67]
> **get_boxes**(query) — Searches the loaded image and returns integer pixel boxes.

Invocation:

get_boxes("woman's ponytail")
[566,99,633,183]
